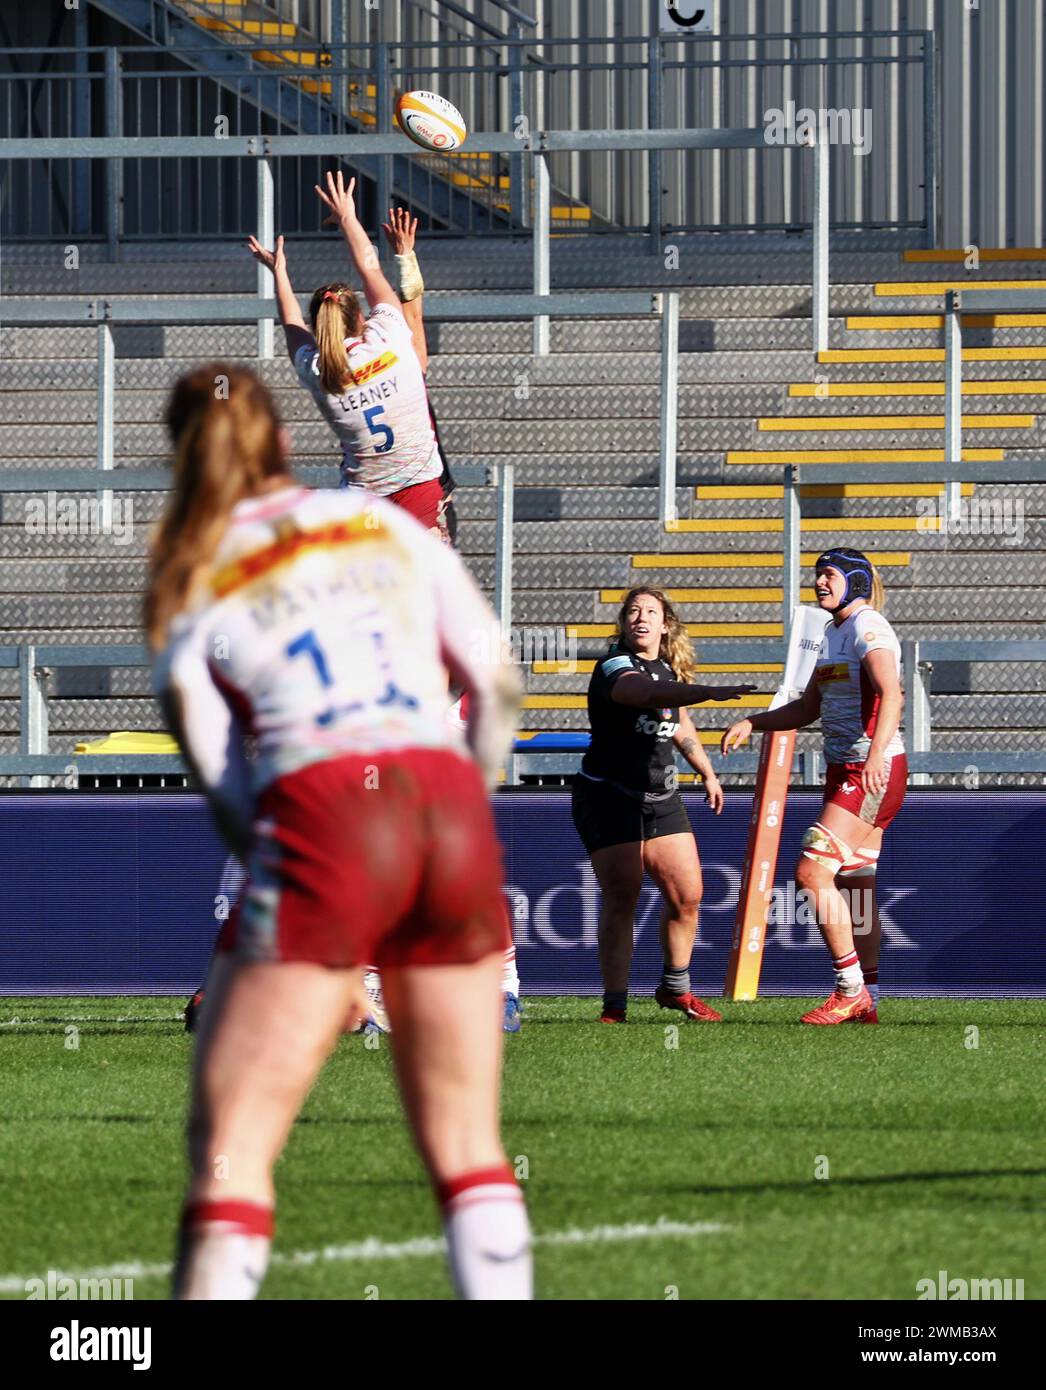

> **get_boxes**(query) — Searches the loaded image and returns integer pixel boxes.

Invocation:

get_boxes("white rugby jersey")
[294,301,442,495]
[152,486,505,833]
[814,606,905,765]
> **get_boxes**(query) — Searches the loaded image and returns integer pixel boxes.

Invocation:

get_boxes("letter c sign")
[661,2,713,32]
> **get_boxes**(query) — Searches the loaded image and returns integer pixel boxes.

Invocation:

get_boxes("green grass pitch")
[2,996,1043,1301]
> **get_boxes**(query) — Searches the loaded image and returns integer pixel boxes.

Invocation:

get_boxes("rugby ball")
[396,90,467,153]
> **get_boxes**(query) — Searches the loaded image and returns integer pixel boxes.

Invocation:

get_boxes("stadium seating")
[0,234,1043,782]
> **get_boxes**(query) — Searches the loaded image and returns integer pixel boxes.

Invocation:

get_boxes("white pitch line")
[0,1218,729,1294]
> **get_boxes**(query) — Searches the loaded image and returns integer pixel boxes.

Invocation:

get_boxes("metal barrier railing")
[5,636,1045,790]
[0,123,834,358]
[0,30,927,246]
[944,288,1046,521]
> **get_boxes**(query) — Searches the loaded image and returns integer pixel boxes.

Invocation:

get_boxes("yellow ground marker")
[789,381,1046,399]
[531,661,785,675]
[820,348,1046,363]
[668,518,941,534]
[846,314,1046,330]
[875,279,1046,297]
[696,484,971,500]
[632,551,912,568]
[903,249,1046,263]
[758,414,1033,432]
[727,448,1004,464]
[568,624,784,639]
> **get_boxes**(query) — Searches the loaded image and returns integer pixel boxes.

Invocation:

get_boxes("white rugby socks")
[438,1167,532,1300]
[174,1199,273,1300]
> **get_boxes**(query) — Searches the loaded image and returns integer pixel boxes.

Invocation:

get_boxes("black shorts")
[571,776,692,854]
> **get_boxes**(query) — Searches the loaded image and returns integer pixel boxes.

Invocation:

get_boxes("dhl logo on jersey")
[211,514,387,598]
[816,662,850,684]
[350,351,398,386]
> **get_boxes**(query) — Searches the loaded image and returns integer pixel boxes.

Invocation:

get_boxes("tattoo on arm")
[679,736,697,757]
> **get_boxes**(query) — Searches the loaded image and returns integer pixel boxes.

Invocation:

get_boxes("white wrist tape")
[394,250,425,302]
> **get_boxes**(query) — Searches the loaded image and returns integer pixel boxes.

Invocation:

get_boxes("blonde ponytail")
[146,364,287,649]
[308,283,365,394]
[870,564,886,614]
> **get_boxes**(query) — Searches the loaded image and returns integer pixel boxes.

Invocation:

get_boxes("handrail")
[6,635,1045,787]
[944,286,1046,520]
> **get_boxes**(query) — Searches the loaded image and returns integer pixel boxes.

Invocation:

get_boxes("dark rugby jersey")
[580,644,680,799]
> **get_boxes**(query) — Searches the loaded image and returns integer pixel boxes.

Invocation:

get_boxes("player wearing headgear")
[247,170,446,535]
[721,549,907,1024]
[149,364,529,1300]
[573,588,759,1024]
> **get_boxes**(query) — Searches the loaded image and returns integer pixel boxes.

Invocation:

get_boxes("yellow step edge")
[254,48,323,66]
[493,204,590,219]
[820,348,1046,363]
[601,588,816,603]
[875,279,1046,297]
[904,249,1046,262]
[846,314,1046,330]
[523,694,771,710]
[632,552,912,568]
[197,18,298,37]
[790,381,1046,398]
[696,484,972,500]
[727,449,1004,464]
[758,414,1033,432]
[568,623,784,639]
[532,661,785,675]
[668,518,941,534]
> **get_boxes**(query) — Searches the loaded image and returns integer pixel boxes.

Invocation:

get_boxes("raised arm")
[246,233,314,364]
[382,206,429,372]
[315,169,400,313]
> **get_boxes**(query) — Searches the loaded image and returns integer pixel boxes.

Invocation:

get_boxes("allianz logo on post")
[506,863,917,951]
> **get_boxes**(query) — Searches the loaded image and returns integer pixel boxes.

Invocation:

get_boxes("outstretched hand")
[315,169,358,228]
[720,719,754,756]
[382,206,418,255]
[246,233,287,276]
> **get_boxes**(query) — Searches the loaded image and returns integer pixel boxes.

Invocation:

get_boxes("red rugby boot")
[845,1006,879,1024]
[654,985,723,1022]
[801,986,873,1025]
[599,1006,627,1024]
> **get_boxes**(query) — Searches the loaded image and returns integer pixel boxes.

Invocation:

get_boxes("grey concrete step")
[4,353,1043,392]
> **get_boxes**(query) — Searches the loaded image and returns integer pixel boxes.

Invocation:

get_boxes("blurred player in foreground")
[148,364,529,1299]
[722,550,906,1024]
[380,203,523,1031]
[572,588,758,1024]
